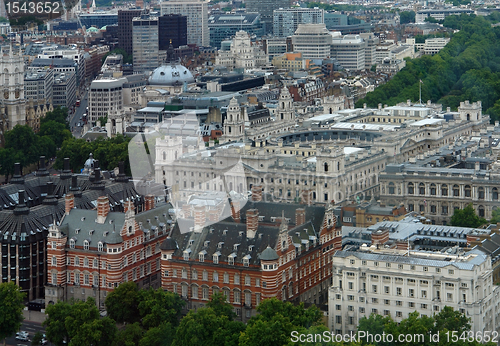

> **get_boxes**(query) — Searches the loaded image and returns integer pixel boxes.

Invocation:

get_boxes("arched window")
[98,242,103,252]
[453,184,459,197]
[478,205,485,218]
[69,239,75,249]
[419,183,425,195]
[213,271,219,282]
[388,182,395,195]
[493,187,498,200]
[408,183,414,194]
[442,184,448,196]
[162,152,166,160]
[465,185,471,197]
[478,187,484,200]
[324,162,328,172]
[202,270,208,281]
[84,240,89,250]
[430,183,436,196]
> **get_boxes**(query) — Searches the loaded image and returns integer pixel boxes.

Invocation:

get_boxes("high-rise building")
[88,78,124,125]
[118,9,142,56]
[208,13,263,50]
[273,8,324,38]
[160,0,209,47]
[291,24,332,59]
[159,14,187,50]
[331,34,366,71]
[246,0,291,35]
[24,69,54,103]
[132,14,160,74]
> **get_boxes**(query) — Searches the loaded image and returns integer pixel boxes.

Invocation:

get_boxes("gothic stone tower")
[0,45,26,133]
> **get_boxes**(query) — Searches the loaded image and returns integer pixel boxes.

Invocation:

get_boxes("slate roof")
[334,250,487,270]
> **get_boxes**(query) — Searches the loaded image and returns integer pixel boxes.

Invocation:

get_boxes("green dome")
[259,246,278,261]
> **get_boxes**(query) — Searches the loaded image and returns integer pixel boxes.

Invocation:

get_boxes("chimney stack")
[61,158,71,179]
[251,184,263,202]
[97,196,110,223]
[144,195,155,211]
[295,208,306,225]
[301,189,312,206]
[246,209,259,238]
[116,161,128,182]
[37,156,49,176]
[194,205,206,232]
[182,204,192,218]
[231,200,240,223]
[11,162,24,184]
[65,193,75,215]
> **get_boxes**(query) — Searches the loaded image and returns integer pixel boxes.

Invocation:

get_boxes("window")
[84,240,89,250]
[453,185,459,196]
[224,272,229,283]
[51,256,56,266]
[203,287,209,300]
[421,290,427,298]
[245,275,251,286]
[234,274,240,285]
[372,285,377,293]
[93,259,98,268]
[234,290,240,303]
[213,254,219,264]
[409,289,414,297]
[384,299,390,305]
[408,182,414,194]
[388,182,395,195]
[419,183,425,195]
[213,271,219,282]
[396,287,402,296]
[70,239,75,249]
[75,256,80,266]
[441,184,448,196]
[192,285,198,299]
[465,185,471,197]
[202,270,208,281]
[384,286,389,294]
[98,242,103,252]
[430,184,436,195]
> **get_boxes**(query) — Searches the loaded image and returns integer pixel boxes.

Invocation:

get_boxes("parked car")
[15,335,29,341]
[16,331,29,338]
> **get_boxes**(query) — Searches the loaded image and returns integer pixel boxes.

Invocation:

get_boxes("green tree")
[37,136,57,159]
[450,203,486,228]
[31,331,44,346]
[206,292,236,320]
[139,322,175,346]
[490,207,500,224]
[0,147,23,182]
[112,322,144,346]
[358,314,396,346]
[4,125,40,167]
[44,300,72,346]
[105,281,141,324]
[0,282,25,345]
[400,11,415,24]
[138,288,185,329]
[41,107,69,129]
[98,116,108,126]
[39,120,72,148]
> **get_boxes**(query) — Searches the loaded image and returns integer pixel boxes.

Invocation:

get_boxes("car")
[15,335,29,341]
[16,331,29,337]
[41,338,48,345]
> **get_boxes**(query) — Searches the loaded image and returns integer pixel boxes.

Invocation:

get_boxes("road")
[69,90,88,138]
[4,320,51,346]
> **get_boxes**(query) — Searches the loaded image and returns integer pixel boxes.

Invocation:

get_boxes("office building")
[416,8,474,23]
[246,0,291,35]
[331,34,366,71]
[79,12,118,28]
[118,9,142,56]
[424,37,450,55]
[36,46,86,84]
[160,0,209,47]
[24,69,54,104]
[208,13,263,49]
[53,72,77,109]
[359,33,378,69]
[88,78,124,125]
[329,247,500,335]
[132,14,160,74]
[291,24,332,59]
[159,14,187,50]
[273,8,324,38]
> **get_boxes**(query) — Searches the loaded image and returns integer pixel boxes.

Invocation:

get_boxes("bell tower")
[223,97,244,142]
[0,44,26,132]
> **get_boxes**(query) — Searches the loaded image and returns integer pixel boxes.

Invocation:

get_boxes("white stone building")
[215,30,268,70]
[329,248,500,335]
[0,45,26,132]
[88,78,124,125]
[291,24,332,60]
[331,35,366,71]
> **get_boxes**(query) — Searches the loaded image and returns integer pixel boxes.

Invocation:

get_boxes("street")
[4,320,49,346]
[69,89,89,139]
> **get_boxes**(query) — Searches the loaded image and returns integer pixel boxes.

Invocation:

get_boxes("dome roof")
[160,237,178,251]
[259,246,279,261]
[149,63,195,86]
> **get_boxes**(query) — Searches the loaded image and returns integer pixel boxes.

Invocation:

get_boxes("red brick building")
[160,196,341,321]
[45,194,173,309]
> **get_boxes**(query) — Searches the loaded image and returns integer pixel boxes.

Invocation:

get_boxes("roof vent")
[75,228,80,234]
[223,229,228,235]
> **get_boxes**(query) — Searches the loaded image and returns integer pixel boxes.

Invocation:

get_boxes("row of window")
[346,260,456,274]
[166,269,262,287]
[397,183,498,200]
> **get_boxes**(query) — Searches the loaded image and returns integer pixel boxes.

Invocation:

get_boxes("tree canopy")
[356,14,500,123]
[450,203,487,228]
[0,282,25,343]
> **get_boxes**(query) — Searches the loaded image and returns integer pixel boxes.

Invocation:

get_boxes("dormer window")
[218,242,224,249]
[84,240,89,250]
[248,245,254,252]
[213,251,220,264]
[228,253,235,265]
[243,256,250,267]
[69,239,75,249]
[233,244,239,251]
[199,250,206,262]
[98,242,103,252]
[183,249,191,261]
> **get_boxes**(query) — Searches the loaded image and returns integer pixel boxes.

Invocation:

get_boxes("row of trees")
[0,107,71,181]
[356,14,500,123]
[1,279,494,346]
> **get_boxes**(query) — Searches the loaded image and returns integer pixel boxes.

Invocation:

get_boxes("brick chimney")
[295,208,306,225]
[194,205,206,233]
[144,195,155,211]
[231,200,240,223]
[96,196,110,224]
[251,185,262,202]
[372,229,389,248]
[182,204,192,218]
[65,193,74,215]
[246,209,259,238]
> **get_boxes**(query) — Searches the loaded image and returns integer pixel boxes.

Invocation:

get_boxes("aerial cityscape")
[1,0,500,344]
